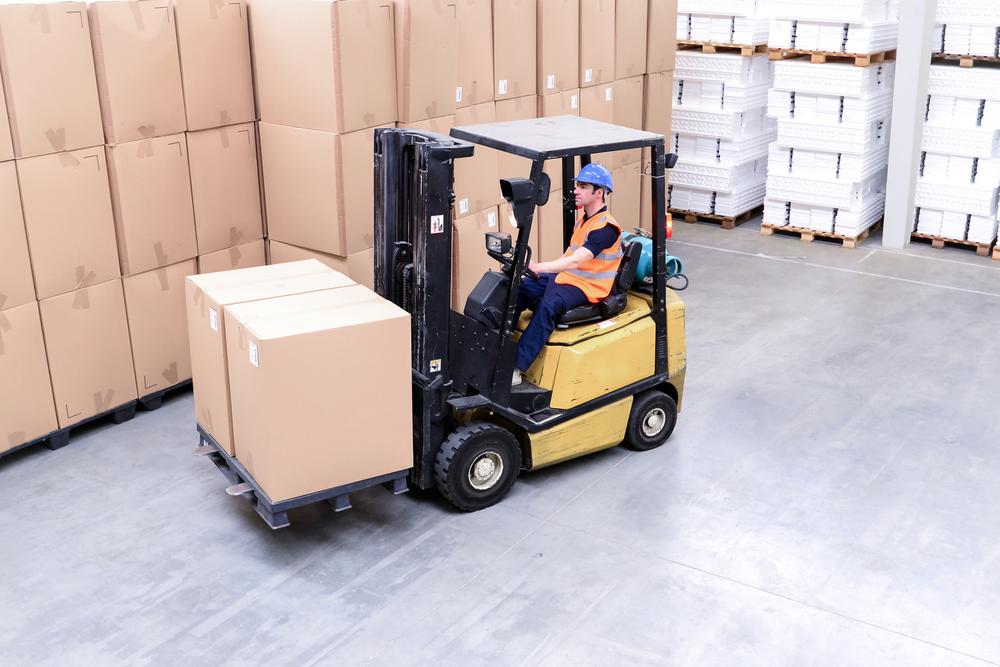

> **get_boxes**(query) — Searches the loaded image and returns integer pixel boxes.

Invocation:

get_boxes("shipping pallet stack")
[761,0,899,248]
[914,1,1000,259]
[668,0,773,230]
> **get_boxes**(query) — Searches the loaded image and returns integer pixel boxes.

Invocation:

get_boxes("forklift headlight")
[485,232,512,254]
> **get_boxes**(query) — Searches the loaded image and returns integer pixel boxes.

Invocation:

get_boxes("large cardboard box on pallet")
[173,0,256,131]
[250,0,396,133]
[615,0,648,79]
[106,133,198,276]
[537,0,579,95]
[199,240,266,274]
[580,0,615,88]
[454,102,500,217]
[224,285,412,501]
[613,75,644,167]
[0,301,58,453]
[89,0,187,145]
[123,259,197,399]
[259,122,387,257]
[187,123,263,255]
[493,0,537,101]
[0,72,12,161]
[17,147,121,300]
[185,260,353,456]
[39,278,138,430]
[456,0,493,108]
[0,2,104,159]
[452,206,500,310]
[0,162,35,312]
[267,241,375,290]
[394,0,458,123]
[646,0,678,74]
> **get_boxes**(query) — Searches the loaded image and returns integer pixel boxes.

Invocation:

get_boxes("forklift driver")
[512,163,624,386]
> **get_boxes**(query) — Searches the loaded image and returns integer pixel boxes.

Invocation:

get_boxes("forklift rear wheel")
[623,390,677,451]
[435,422,521,512]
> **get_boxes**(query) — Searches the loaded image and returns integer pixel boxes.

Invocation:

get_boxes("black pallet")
[195,425,409,529]
[138,379,193,411]
[1,401,137,461]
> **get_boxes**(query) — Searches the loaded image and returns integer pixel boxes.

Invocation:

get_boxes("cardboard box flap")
[207,270,356,309]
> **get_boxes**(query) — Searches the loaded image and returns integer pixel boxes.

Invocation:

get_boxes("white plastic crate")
[674,52,771,84]
[766,167,887,210]
[776,116,890,154]
[915,178,1000,217]
[920,153,1000,186]
[768,143,889,181]
[936,23,1000,57]
[670,156,768,192]
[927,64,1000,101]
[770,0,896,22]
[936,0,1000,26]
[677,0,769,18]
[673,107,773,139]
[768,89,893,126]
[769,19,898,54]
[677,14,771,44]
[675,78,770,113]
[772,59,895,98]
[673,129,776,164]
[669,182,766,217]
[920,124,1000,159]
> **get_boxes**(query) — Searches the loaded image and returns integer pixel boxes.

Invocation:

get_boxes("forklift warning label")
[430,215,444,234]
[248,341,259,368]
[209,307,219,332]
[430,359,442,373]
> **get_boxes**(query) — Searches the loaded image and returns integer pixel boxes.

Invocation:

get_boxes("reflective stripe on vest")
[555,210,624,303]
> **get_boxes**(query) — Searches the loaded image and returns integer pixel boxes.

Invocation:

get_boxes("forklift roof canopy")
[449,115,664,161]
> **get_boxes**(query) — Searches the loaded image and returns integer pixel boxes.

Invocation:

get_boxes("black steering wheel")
[503,246,539,282]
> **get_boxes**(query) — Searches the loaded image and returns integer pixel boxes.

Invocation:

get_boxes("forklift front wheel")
[435,422,522,512]
[623,390,678,451]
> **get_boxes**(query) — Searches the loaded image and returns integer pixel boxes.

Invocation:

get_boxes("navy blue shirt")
[580,206,620,256]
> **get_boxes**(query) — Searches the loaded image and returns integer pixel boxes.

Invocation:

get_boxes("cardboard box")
[259,122,386,257]
[0,70,12,161]
[394,0,458,123]
[454,102,500,216]
[580,83,615,124]
[173,0,256,131]
[0,162,35,312]
[186,260,353,455]
[89,0,186,145]
[224,286,412,500]
[642,70,673,138]
[639,148,669,234]
[494,0,537,100]
[0,301,58,452]
[456,0,494,108]
[495,96,537,182]
[39,278,138,429]
[17,147,121,300]
[534,195,570,260]
[580,0,615,87]
[267,241,374,290]
[615,0,648,79]
[250,0,396,133]
[538,90,580,192]
[646,0,677,73]
[610,161,641,231]
[452,207,500,310]
[537,0,579,94]
[123,259,197,398]
[199,240,266,274]
[106,133,198,276]
[0,2,104,159]
[613,75,644,167]
[187,123,263,255]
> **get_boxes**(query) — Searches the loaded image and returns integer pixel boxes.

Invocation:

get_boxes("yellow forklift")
[374,116,686,512]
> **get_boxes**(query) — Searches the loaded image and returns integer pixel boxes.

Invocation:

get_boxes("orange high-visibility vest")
[555,209,623,303]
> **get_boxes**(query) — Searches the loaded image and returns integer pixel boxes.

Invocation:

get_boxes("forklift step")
[509,382,552,415]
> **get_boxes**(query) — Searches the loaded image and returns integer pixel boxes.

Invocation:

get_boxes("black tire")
[623,390,677,451]
[434,422,521,512]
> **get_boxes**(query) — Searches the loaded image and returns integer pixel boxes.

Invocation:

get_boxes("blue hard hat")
[575,163,613,193]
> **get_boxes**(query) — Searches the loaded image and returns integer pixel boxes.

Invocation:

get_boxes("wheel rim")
[468,451,504,491]
[642,408,668,438]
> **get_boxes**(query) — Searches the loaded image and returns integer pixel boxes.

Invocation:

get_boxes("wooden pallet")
[670,205,763,230]
[760,220,880,249]
[769,48,897,67]
[911,231,996,257]
[931,53,1000,68]
[677,41,768,57]
[994,245,1000,261]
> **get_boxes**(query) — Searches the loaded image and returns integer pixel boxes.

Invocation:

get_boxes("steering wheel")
[501,246,540,282]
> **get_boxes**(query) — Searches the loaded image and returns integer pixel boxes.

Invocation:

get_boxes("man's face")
[574,181,602,209]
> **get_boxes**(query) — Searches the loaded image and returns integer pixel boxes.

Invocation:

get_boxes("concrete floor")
[3,220,1000,666]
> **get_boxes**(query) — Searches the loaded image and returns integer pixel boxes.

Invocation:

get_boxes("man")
[512,163,623,386]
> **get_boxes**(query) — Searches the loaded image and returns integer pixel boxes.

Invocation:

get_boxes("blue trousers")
[515,273,589,371]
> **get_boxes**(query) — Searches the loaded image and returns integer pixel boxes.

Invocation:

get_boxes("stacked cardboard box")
[914,64,1000,245]
[640,0,678,233]
[762,1,898,238]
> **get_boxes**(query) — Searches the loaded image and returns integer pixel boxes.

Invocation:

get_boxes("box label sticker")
[547,74,556,90]
[596,319,616,329]
[498,79,508,95]
[571,94,579,109]
[487,212,497,227]
[605,87,613,102]
[248,341,259,367]
[429,359,442,373]
[584,68,593,83]
[430,215,445,234]
[455,86,463,103]
[209,307,219,332]
[459,198,470,215]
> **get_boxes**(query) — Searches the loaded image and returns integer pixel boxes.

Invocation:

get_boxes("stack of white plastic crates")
[933,0,1000,65]
[668,0,774,226]
[762,0,898,244]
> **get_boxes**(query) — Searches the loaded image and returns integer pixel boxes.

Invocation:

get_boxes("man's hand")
[528,260,542,274]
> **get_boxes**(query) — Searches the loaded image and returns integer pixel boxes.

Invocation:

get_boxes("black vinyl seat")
[556,240,641,326]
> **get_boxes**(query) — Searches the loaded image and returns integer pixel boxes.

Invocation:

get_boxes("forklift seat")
[557,240,641,326]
